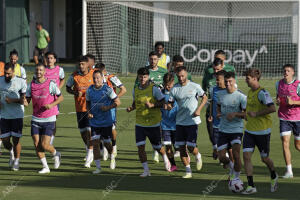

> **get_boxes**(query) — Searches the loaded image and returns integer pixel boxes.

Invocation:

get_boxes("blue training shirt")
[161,89,178,131]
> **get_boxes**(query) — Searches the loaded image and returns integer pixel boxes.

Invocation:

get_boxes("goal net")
[83,1,299,78]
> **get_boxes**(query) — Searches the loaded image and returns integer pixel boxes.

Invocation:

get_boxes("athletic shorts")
[31,121,56,136]
[76,112,90,131]
[0,118,23,138]
[135,125,162,149]
[280,120,300,140]
[91,126,112,142]
[33,46,48,57]
[217,132,243,151]
[243,131,270,158]
[175,125,198,147]
[162,130,176,146]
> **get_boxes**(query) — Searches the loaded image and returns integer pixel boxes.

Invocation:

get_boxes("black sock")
[112,139,116,147]
[247,176,254,187]
[271,170,277,179]
[169,157,176,166]
[100,142,103,150]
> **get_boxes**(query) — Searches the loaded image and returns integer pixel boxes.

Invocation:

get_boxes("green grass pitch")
[0,73,299,200]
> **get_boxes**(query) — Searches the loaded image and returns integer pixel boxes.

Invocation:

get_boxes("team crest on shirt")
[158,75,161,79]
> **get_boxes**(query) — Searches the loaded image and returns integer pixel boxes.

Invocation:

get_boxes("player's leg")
[212,128,219,160]
[163,130,177,171]
[112,124,117,157]
[33,47,39,65]
[10,118,23,171]
[91,127,101,174]
[217,132,231,168]
[230,133,243,179]
[101,126,115,170]
[293,121,300,153]
[1,119,15,167]
[280,120,293,178]
[135,126,150,177]
[206,109,215,159]
[186,125,202,171]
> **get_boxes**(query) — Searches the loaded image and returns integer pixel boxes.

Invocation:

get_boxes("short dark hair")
[212,58,224,67]
[172,55,184,63]
[149,51,159,57]
[93,70,103,77]
[85,53,95,61]
[79,55,89,63]
[4,62,14,71]
[224,71,235,79]
[163,73,174,85]
[282,64,295,72]
[94,63,106,73]
[45,51,57,59]
[176,66,187,73]
[215,70,226,77]
[36,63,45,68]
[9,49,18,57]
[154,41,164,48]
[137,67,149,76]
[243,68,262,81]
[36,22,42,26]
[214,50,226,57]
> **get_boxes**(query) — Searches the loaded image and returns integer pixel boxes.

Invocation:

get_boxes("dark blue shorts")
[280,120,300,140]
[76,112,90,130]
[175,125,198,147]
[243,131,270,157]
[162,130,176,145]
[135,125,162,149]
[0,118,23,138]
[217,132,242,151]
[31,121,56,136]
[91,126,112,142]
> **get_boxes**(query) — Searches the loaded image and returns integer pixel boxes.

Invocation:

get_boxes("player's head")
[172,55,184,71]
[214,50,226,61]
[137,67,150,86]
[86,53,95,68]
[36,22,42,30]
[95,63,107,76]
[244,68,261,88]
[9,49,19,65]
[163,73,175,91]
[154,41,164,56]
[79,55,89,73]
[176,66,188,85]
[215,70,226,88]
[93,70,104,88]
[35,63,46,79]
[282,64,295,80]
[45,51,57,66]
[212,58,224,73]
[224,71,236,92]
[148,51,159,67]
[4,62,15,82]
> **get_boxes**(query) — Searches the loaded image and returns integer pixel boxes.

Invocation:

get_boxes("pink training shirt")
[45,65,60,86]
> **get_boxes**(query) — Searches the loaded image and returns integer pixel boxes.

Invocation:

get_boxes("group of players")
[0,42,300,195]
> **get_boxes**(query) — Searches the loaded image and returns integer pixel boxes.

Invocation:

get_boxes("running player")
[276,64,300,178]
[9,49,26,80]
[171,55,192,84]
[216,72,246,181]
[242,68,278,194]
[0,63,27,171]
[167,66,207,178]
[161,73,178,171]
[66,55,94,168]
[86,70,121,174]
[26,63,63,173]
[127,67,171,177]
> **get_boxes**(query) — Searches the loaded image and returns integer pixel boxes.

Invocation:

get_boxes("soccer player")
[276,64,300,178]
[86,53,96,69]
[9,49,26,80]
[154,42,170,70]
[216,72,246,181]
[127,67,171,177]
[161,73,178,171]
[66,56,94,168]
[26,63,63,173]
[171,55,192,84]
[86,70,121,174]
[167,66,207,178]
[34,22,50,65]
[242,68,278,194]
[95,63,127,158]
[45,51,65,145]
[0,63,27,171]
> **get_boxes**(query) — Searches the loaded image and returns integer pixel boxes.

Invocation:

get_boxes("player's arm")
[127,100,136,112]
[227,94,247,121]
[202,67,209,92]
[44,82,64,110]
[59,68,65,89]
[59,79,65,90]
[248,90,276,117]
[194,94,208,117]
[111,76,127,98]
[286,83,300,105]
[100,88,121,112]
[66,75,79,96]
[145,86,164,109]
[5,93,26,104]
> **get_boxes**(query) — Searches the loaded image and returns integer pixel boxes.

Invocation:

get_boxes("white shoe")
[282,171,293,179]
[140,171,151,177]
[182,173,192,179]
[110,158,116,170]
[242,186,257,194]
[53,152,61,169]
[103,147,108,161]
[174,151,180,158]
[38,167,50,174]
[92,168,101,174]
[112,145,117,157]
[196,157,202,171]
[165,160,171,172]
[153,151,159,163]
[12,163,19,171]
[84,152,93,168]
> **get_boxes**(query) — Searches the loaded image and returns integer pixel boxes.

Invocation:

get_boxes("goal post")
[82,0,300,78]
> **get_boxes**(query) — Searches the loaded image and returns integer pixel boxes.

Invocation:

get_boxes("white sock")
[233,169,240,178]
[10,148,15,159]
[52,149,57,156]
[196,152,201,161]
[287,164,293,174]
[186,164,192,173]
[50,136,55,145]
[111,153,115,160]
[0,140,2,150]
[40,157,49,168]
[88,149,93,155]
[142,162,149,171]
[95,159,101,169]
[14,158,20,165]
[162,153,169,164]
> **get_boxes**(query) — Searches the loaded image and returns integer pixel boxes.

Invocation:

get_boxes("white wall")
[53,0,66,58]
